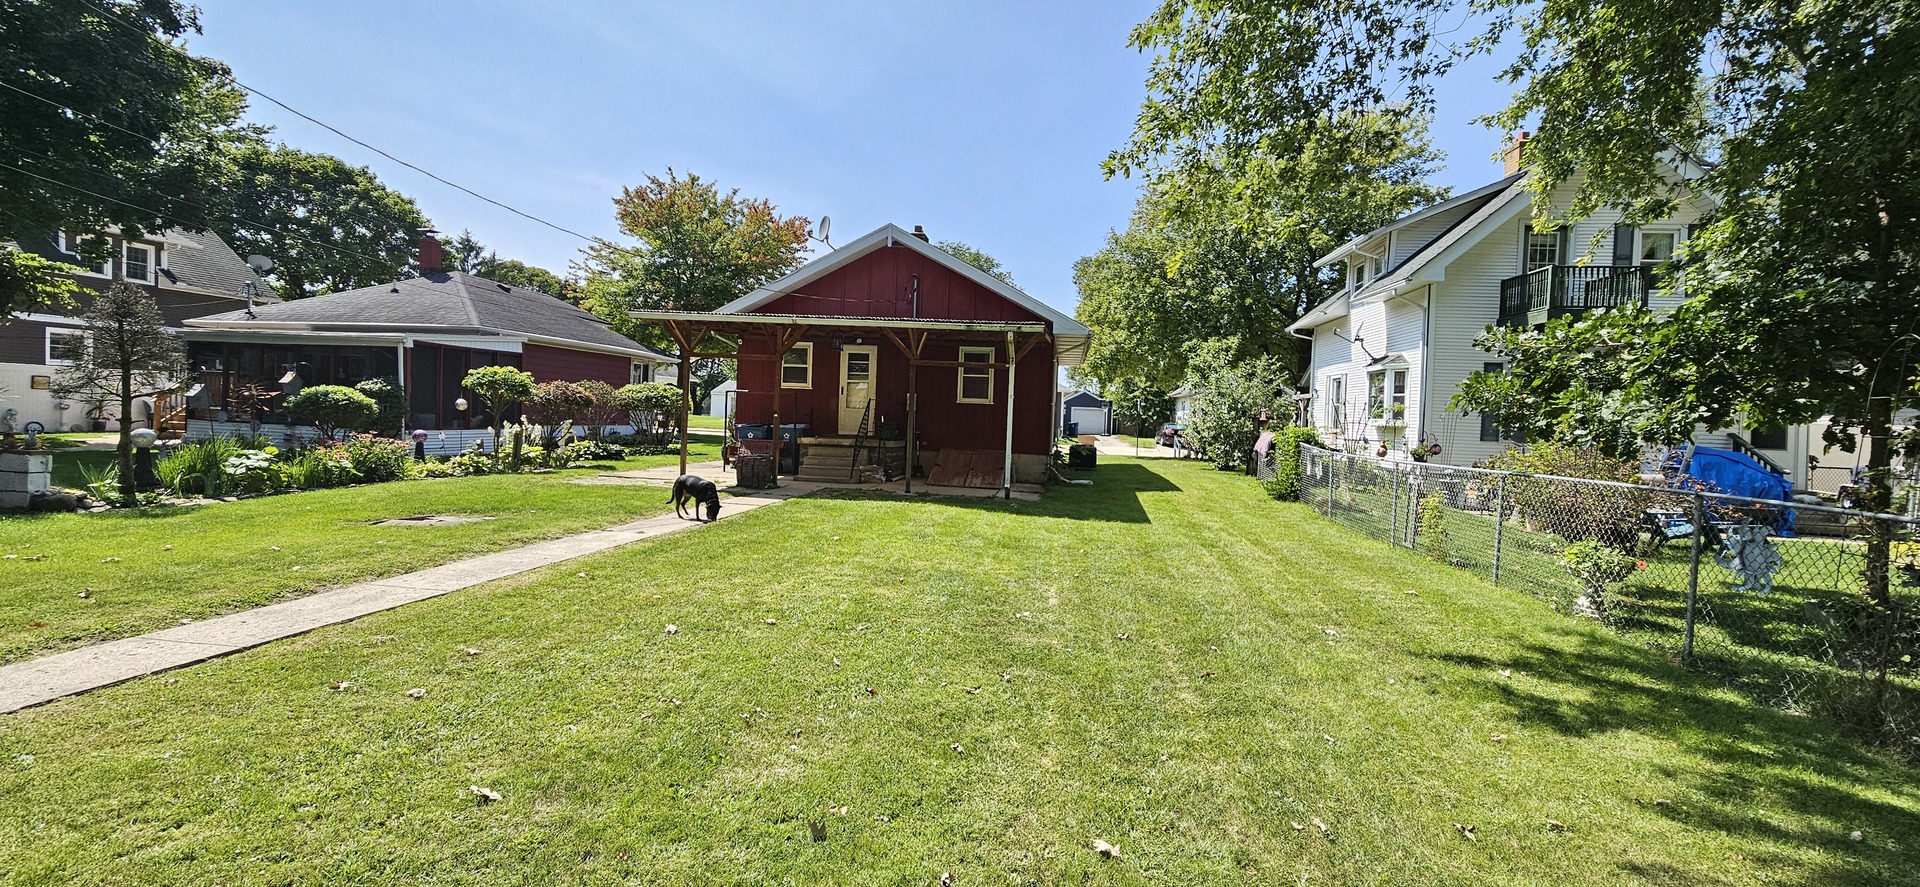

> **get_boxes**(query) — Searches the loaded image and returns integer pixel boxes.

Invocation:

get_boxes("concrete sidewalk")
[0,463,819,714]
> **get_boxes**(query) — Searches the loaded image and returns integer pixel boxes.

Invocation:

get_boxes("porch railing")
[1498,264,1651,328]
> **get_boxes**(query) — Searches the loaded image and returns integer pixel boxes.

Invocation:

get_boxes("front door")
[838,345,877,435]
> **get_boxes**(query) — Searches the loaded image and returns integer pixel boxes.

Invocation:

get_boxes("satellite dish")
[246,254,274,273]
[814,216,831,246]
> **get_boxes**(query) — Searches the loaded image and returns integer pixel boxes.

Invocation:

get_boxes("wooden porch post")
[678,349,692,477]
[1002,330,1017,499]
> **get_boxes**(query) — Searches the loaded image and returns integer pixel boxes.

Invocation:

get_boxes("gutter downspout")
[1002,331,1017,499]
[1414,285,1432,452]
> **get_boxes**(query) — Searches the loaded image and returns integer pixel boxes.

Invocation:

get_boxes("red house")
[635,224,1088,493]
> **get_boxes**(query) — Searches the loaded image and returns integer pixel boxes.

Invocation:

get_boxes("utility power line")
[75,0,606,245]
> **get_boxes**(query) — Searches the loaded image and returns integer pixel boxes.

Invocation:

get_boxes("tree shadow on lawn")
[811,462,1182,524]
[1436,630,1920,887]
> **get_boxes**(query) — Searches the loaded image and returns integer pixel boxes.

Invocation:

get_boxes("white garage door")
[1069,406,1110,436]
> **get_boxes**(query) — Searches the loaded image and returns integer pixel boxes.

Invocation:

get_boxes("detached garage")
[1061,389,1112,436]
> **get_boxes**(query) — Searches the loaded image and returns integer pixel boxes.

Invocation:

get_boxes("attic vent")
[497,283,511,292]
[390,286,399,292]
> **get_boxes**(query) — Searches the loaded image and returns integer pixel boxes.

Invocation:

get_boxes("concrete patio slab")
[0,480,816,715]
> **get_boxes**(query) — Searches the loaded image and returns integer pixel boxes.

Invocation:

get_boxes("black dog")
[669,474,722,522]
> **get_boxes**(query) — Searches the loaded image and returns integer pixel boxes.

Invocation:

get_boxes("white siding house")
[1290,144,1817,487]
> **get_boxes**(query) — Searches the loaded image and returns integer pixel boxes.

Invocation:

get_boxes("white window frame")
[780,342,813,389]
[57,232,111,277]
[630,362,652,385]
[123,241,156,284]
[1637,228,1680,266]
[1328,374,1345,429]
[957,346,995,404]
[1368,367,1408,423]
[46,326,86,366]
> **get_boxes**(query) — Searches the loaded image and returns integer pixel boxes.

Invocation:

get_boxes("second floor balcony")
[1497,264,1651,328]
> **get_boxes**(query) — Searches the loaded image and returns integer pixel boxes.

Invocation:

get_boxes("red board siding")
[521,343,631,386]
[761,245,1044,323]
[731,243,1057,455]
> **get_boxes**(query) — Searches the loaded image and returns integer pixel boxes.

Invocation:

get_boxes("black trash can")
[1062,421,1079,439]
[777,423,809,475]
[737,423,773,441]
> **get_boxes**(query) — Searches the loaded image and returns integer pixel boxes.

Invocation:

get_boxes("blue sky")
[185,1,1517,317]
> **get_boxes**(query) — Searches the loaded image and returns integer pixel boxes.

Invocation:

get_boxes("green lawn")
[0,444,718,664]
[1,457,1915,885]
[688,413,725,430]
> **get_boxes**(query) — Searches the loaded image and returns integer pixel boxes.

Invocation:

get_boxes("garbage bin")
[737,423,773,441]
[777,423,808,475]
[1062,421,1079,439]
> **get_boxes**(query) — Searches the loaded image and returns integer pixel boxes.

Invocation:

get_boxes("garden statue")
[1714,523,1783,594]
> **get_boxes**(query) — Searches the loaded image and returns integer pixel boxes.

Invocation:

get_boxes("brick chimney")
[910,225,930,242]
[1501,132,1532,176]
[417,233,444,273]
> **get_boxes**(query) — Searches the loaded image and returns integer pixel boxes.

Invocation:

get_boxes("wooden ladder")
[848,398,873,480]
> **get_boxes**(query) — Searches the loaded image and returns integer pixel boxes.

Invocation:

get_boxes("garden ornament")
[1714,523,1783,594]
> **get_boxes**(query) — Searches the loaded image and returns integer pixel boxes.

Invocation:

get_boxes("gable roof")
[1315,172,1524,270]
[9,227,272,302]
[718,223,1090,337]
[187,271,668,360]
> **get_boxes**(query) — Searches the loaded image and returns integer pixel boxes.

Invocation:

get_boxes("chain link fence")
[1296,444,1920,758]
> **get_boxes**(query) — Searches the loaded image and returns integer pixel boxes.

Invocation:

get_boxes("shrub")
[1560,540,1643,619]
[1417,493,1451,563]
[1261,426,1325,501]
[559,439,626,464]
[280,444,357,490]
[1182,337,1293,471]
[339,434,410,483]
[1485,441,1649,550]
[284,385,379,441]
[523,381,595,448]
[220,448,283,494]
[354,378,405,436]
[615,382,682,419]
[158,437,251,497]
[576,379,623,437]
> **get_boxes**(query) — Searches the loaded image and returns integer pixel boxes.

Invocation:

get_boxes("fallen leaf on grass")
[1290,821,1306,832]
[965,686,982,695]
[470,785,502,804]
[161,544,173,551]
[76,590,89,599]
[1498,669,1512,678]
[807,819,826,842]
[269,546,280,551]
[663,624,679,636]
[1322,734,1336,743]
[1089,839,1122,859]
[829,805,850,816]
[26,620,45,628]
[865,687,878,696]
[763,618,778,625]
[662,697,683,707]
[1490,733,1509,742]
[940,873,953,887]
[1115,632,1130,640]
[1452,823,1477,841]
[1201,671,1216,679]
[405,688,427,700]
[162,678,178,687]
[1312,817,1331,838]
[1000,672,1011,682]
[328,681,353,691]
[1404,589,1419,595]
[21,554,44,561]
[99,557,120,563]
[462,647,482,656]
[1546,819,1569,832]
[949,742,965,754]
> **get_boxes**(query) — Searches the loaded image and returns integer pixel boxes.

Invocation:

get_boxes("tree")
[1116,0,1920,599]
[211,143,431,298]
[1181,337,1293,471]
[1101,376,1173,437]
[1077,116,1443,390]
[0,0,249,313]
[461,365,536,455]
[284,385,378,442]
[475,258,576,300]
[50,281,187,506]
[935,240,1016,286]
[578,169,811,349]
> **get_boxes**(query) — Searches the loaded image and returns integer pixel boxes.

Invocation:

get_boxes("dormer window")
[124,242,155,284]
[56,232,111,277]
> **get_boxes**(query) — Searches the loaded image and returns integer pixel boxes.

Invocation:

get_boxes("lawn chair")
[1641,507,1696,552]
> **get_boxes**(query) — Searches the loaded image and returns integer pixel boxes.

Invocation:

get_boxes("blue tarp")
[1683,447,1796,535]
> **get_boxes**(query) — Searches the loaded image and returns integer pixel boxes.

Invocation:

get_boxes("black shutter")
[1479,362,1504,442]
[1612,224,1636,266]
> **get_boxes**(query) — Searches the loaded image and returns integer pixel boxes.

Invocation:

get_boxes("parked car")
[1155,423,1186,447]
